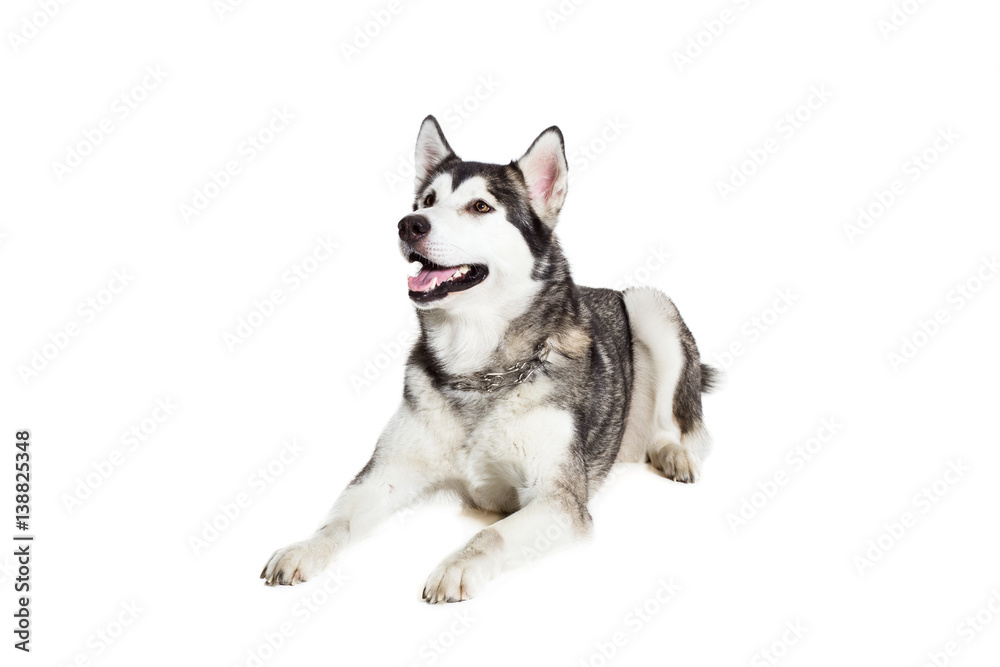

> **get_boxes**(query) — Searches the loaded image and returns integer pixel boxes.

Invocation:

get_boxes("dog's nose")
[398,214,431,243]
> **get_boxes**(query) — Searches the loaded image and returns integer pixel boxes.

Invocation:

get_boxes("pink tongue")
[408,266,458,292]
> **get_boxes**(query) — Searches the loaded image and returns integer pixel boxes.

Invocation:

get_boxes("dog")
[261,116,716,602]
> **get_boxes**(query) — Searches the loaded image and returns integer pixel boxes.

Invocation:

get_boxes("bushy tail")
[700,364,720,393]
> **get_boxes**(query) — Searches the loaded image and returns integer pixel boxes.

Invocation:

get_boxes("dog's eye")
[423,193,435,207]
[473,200,492,214]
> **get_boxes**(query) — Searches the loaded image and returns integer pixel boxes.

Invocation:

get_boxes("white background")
[2,0,999,665]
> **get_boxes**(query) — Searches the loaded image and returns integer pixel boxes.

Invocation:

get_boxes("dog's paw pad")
[422,555,492,604]
[653,441,701,484]
[261,540,335,586]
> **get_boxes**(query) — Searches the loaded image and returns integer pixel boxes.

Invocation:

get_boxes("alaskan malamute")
[262,116,716,602]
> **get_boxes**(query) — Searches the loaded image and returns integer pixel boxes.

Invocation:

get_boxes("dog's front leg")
[422,487,591,603]
[261,408,432,586]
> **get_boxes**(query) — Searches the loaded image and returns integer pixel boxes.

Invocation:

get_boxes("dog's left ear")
[516,126,568,226]
[414,115,457,189]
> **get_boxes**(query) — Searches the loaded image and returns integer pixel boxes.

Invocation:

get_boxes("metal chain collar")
[448,343,551,393]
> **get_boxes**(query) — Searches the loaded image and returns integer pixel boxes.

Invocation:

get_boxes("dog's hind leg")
[622,287,715,483]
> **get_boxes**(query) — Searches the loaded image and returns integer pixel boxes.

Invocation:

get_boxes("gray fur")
[260,117,716,600]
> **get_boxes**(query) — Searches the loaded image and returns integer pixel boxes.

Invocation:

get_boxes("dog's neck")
[417,276,577,377]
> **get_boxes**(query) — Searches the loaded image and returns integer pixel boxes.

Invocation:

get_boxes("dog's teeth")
[408,260,422,277]
[428,278,437,290]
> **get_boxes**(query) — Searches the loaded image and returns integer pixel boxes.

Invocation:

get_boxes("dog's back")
[262,117,716,603]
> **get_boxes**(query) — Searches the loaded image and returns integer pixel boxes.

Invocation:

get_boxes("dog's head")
[398,116,569,312]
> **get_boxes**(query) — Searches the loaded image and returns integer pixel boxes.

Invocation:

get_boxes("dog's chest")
[431,380,575,512]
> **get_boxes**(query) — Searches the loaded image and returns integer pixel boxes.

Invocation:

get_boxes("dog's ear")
[516,126,568,226]
[414,115,456,189]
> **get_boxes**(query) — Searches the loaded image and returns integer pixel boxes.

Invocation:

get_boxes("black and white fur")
[261,116,716,602]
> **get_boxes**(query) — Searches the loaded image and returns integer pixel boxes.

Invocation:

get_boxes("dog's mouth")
[407,252,489,303]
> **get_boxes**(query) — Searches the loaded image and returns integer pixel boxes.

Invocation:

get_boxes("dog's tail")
[700,363,720,394]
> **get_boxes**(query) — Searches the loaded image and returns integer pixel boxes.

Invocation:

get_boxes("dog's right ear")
[414,115,456,190]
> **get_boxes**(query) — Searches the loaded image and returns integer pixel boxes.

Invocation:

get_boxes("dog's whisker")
[261,116,716,603]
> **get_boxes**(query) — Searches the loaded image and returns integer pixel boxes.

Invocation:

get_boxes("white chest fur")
[404,370,576,513]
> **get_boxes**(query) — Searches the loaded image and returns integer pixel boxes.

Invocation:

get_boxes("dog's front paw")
[422,554,494,604]
[260,539,337,586]
[652,441,701,484]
